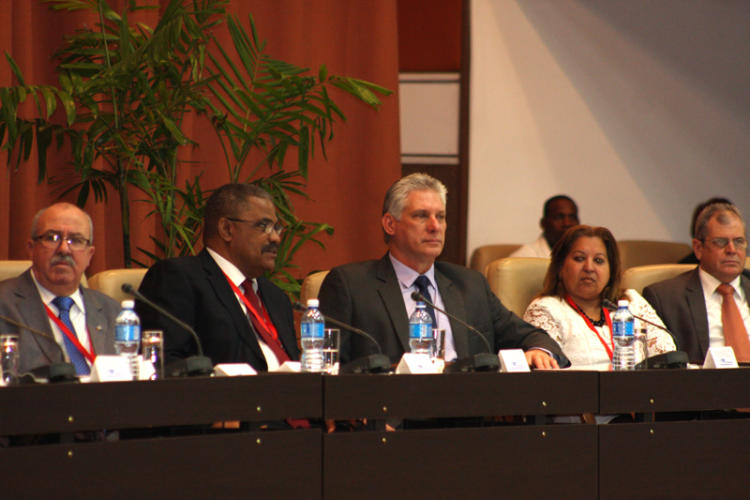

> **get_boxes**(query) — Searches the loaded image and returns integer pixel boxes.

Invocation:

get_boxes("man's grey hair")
[694,202,745,241]
[382,173,447,243]
[382,173,447,218]
[30,203,94,243]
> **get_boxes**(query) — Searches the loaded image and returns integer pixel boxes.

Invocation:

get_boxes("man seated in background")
[137,183,299,372]
[0,202,118,375]
[318,172,568,369]
[644,202,750,363]
[678,197,732,264]
[510,195,579,257]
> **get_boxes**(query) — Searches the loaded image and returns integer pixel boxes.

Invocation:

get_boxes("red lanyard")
[44,303,96,364]
[222,272,280,342]
[565,295,614,361]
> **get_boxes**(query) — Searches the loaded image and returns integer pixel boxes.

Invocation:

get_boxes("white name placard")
[396,353,443,374]
[90,355,133,382]
[214,363,257,376]
[703,346,738,369]
[498,349,531,373]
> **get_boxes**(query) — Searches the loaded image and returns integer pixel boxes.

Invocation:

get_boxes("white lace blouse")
[523,289,676,368]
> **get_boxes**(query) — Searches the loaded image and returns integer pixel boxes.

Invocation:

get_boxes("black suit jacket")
[643,268,750,364]
[0,269,118,373]
[136,249,299,371]
[317,254,568,365]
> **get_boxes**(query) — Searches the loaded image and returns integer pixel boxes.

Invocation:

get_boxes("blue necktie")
[414,275,437,326]
[51,296,90,375]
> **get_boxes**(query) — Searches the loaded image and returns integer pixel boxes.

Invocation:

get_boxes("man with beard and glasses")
[137,184,299,371]
[0,203,119,375]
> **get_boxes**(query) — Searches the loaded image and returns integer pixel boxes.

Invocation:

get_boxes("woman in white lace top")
[523,225,676,368]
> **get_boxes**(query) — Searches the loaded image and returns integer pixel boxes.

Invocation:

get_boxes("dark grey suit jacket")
[0,269,119,373]
[318,254,569,365]
[642,268,750,364]
[136,249,299,371]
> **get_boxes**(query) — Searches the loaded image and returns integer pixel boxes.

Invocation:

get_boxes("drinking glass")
[141,330,164,380]
[1,333,20,385]
[322,328,340,375]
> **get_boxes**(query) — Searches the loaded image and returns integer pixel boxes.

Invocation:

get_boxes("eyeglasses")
[703,237,748,250]
[33,231,91,251]
[226,217,284,236]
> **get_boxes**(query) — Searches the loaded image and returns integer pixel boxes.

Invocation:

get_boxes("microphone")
[292,302,391,374]
[121,284,213,377]
[602,299,687,369]
[410,291,499,372]
[0,313,77,383]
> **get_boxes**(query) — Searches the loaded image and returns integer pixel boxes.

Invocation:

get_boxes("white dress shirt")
[31,270,92,367]
[698,268,750,349]
[509,234,551,258]
[206,248,281,370]
[389,254,457,361]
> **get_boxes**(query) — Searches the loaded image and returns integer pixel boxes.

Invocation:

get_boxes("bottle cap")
[617,299,629,307]
[121,299,135,309]
[306,298,319,307]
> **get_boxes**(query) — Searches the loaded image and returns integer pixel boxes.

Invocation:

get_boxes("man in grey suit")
[0,203,118,375]
[643,202,750,364]
[318,173,568,368]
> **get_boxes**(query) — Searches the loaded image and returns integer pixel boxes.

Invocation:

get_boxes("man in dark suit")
[644,202,750,364]
[318,173,568,368]
[137,184,299,372]
[0,203,118,375]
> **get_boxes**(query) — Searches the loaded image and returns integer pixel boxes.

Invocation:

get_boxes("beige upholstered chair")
[746,257,750,269]
[300,270,330,306]
[485,257,550,317]
[0,260,32,281]
[0,260,88,286]
[88,268,148,303]
[616,240,692,270]
[469,244,522,273]
[621,264,697,295]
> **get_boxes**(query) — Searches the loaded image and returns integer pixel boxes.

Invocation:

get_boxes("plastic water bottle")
[300,298,325,372]
[115,299,141,380]
[409,301,433,355]
[612,299,635,371]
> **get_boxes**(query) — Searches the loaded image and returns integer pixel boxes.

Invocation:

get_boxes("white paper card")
[703,346,738,369]
[90,355,133,382]
[498,349,531,373]
[396,353,443,374]
[138,357,156,380]
[214,363,257,376]
[273,361,301,373]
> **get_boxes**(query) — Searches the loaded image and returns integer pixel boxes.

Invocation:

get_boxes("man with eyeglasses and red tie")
[137,183,299,372]
[0,203,119,375]
[644,202,750,364]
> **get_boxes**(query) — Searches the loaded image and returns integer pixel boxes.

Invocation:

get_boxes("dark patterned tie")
[241,280,290,364]
[413,275,437,326]
[51,296,90,375]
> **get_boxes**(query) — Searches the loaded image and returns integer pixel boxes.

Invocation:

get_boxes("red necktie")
[717,283,750,362]
[242,280,290,364]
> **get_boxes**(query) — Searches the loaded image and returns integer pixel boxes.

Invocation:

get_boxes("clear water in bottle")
[612,299,635,371]
[115,299,141,380]
[300,298,325,372]
[409,302,434,355]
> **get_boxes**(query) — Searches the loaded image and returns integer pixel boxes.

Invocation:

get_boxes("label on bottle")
[115,325,141,342]
[612,321,633,337]
[301,322,324,339]
[409,323,431,340]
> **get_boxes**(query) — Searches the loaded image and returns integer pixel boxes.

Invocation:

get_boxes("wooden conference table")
[1,369,749,499]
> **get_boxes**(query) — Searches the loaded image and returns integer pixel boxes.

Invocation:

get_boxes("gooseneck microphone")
[602,299,687,369]
[292,302,391,374]
[121,284,213,376]
[410,291,499,372]
[0,313,77,383]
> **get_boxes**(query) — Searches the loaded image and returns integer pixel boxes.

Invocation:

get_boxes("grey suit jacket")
[318,254,569,365]
[642,268,750,364]
[0,269,119,373]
